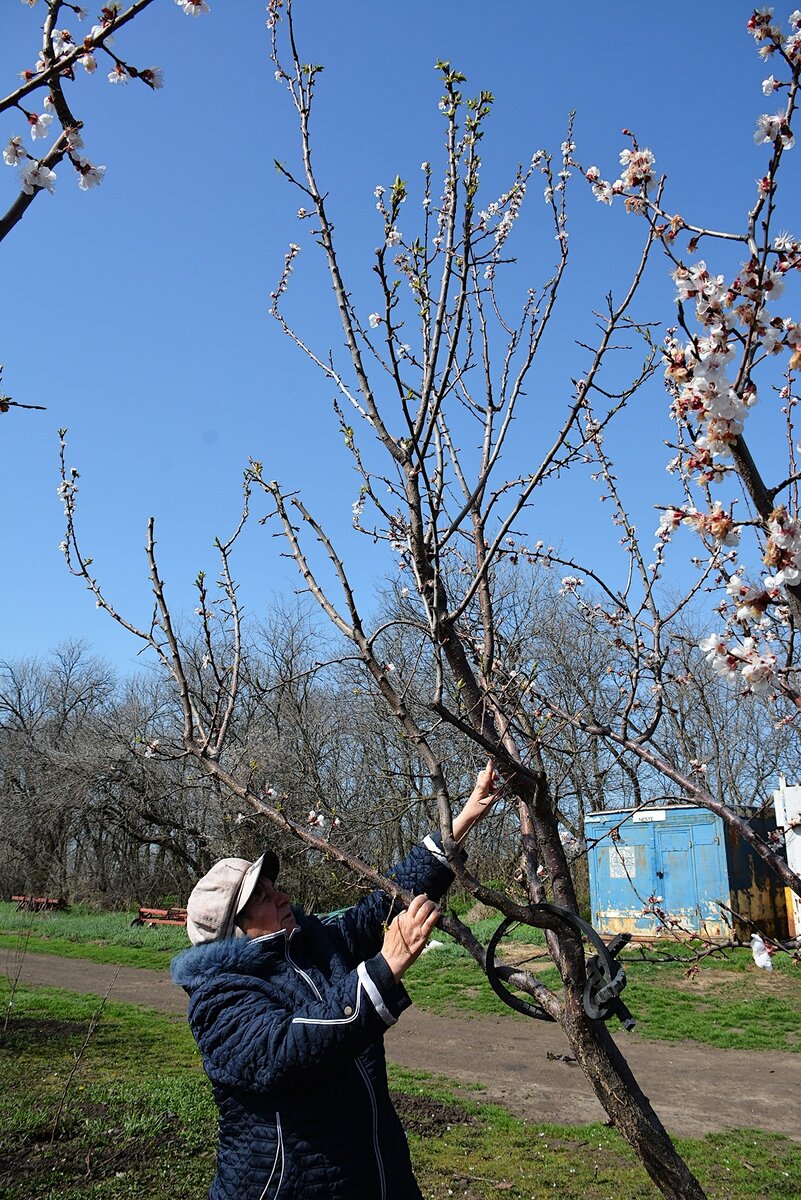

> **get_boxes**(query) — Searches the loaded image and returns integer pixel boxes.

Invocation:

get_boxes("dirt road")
[9,952,799,1141]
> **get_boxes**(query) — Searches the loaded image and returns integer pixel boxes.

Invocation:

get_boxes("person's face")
[238,876,297,938]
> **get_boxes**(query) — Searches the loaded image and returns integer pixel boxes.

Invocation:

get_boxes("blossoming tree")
[51,3,801,1199]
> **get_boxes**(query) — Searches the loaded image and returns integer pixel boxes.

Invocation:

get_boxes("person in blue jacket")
[171,762,499,1200]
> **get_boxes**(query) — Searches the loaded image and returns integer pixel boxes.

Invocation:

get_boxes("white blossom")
[618,146,655,188]
[175,0,210,13]
[52,29,75,56]
[754,111,794,147]
[368,312,381,329]
[88,25,112,45]
[762,74,778,93]
[3,137,24,167]
[19,160,56,194]
[592,179,613,204]
[28,112,53,141]
[107,63,130,84]
[80,53,97,73]
[74,157,105,189]
[140,66,164,89]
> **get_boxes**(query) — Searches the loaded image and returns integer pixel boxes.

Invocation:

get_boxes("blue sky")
[1,1,796,673]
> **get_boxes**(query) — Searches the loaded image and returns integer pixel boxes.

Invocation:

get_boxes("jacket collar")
[171,921,302,989]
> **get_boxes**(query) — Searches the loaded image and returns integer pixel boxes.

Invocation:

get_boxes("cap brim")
[234,849,280,917]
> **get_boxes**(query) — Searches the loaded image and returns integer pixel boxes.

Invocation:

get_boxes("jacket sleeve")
[331,832,462,966]
[190,953,410,1093]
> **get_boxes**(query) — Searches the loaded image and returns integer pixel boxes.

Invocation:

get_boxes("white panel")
[609,845,636,878]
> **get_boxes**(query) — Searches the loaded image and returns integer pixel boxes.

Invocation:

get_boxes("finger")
[407,893,430,918]
[417,903,441,932]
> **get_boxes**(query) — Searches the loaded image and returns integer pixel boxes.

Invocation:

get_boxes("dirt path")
[8,952,799,1142]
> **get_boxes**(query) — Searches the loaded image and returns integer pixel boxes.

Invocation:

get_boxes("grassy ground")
[0,904,186,968]
[0,983,799,1200]
[1,903,800,1051]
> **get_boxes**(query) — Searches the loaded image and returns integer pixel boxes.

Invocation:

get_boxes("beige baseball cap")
[186,849,280,945]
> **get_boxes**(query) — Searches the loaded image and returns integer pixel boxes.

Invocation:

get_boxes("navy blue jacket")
[171,835,456,1200]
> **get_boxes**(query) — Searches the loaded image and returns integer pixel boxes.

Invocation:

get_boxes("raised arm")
[451,758,502,845]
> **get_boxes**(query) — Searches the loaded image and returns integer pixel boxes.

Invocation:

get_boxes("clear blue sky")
[1,1,795,672]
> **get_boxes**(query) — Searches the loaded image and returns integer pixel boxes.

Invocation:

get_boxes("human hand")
[381,894,441,982]
[465,758,503,819]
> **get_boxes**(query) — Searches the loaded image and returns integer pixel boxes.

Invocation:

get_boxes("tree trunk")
[561,994,706,1200]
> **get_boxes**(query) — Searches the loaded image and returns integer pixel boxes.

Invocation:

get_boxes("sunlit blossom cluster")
[663,238,801,688]
[698,633,778,693]
[763,504,801,587]
[656,501,740,547]
[3,0,207,199]
[582,143,655,207]
[576,11,801,699]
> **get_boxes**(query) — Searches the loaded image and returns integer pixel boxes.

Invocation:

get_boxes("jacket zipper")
[285,939,323,1001]
[356,1060,387,1200]
[258,1111,284,1200]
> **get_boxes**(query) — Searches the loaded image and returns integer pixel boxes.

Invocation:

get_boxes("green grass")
[0,983,799,1200]
[0,902,189,970]
[3,902,800,1052]
[0,933,182,971]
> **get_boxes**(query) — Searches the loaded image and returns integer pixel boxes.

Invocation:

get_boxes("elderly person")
[171,763,499,1200]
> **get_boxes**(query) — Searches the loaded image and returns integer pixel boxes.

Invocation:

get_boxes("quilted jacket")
[171,835,457,1200]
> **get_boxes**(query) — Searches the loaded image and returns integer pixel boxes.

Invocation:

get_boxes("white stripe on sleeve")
[423,834,449,866]
[356,961,398,1026]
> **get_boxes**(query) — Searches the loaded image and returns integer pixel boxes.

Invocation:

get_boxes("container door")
[596,827,659,936]
[656,826,700,933]
[690,819,728,938]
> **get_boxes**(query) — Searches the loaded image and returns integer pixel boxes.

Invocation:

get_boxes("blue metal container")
[586,804,787,940]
